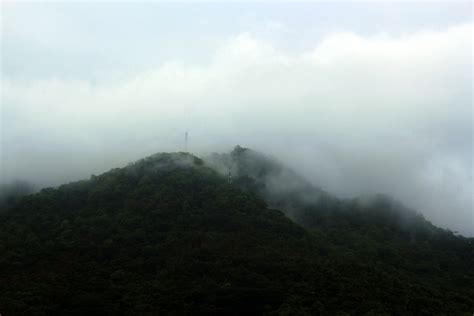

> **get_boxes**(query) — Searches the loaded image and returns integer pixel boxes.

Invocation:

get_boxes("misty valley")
[0,147,473,315]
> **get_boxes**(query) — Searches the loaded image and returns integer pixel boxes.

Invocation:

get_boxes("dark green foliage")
[0,150,473,315]
[0,153,318,314]
[209,146,474,314]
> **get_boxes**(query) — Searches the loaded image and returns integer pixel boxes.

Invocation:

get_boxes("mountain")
[208,146,474,311]
[207,146,461,240]
[1,150,473,315]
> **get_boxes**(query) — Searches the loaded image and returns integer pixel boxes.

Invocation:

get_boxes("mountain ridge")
[0,149,473,315]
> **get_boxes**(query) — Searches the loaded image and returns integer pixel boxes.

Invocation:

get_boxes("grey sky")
[1,2,473,235]
[2,2,471,79]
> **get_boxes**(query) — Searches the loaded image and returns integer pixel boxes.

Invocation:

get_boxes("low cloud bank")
[1,23,472,234]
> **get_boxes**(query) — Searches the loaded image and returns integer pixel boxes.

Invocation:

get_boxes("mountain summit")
[1,150,473,314]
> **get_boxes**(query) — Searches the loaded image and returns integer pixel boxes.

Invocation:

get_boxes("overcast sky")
[1,2,473,235]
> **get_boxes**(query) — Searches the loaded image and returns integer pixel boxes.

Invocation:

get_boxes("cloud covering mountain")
[1,4,472,234]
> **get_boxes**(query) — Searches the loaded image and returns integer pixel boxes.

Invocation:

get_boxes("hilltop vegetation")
[0,150,473,315]
[209,147,474,309]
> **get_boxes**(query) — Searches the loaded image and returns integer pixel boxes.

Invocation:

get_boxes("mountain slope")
[207,146,474,312]
[0,153,326,314]
[207,146,464,238]
[1,151,473,315]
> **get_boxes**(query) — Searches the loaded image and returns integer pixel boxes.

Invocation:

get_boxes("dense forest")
[1,148,473,315]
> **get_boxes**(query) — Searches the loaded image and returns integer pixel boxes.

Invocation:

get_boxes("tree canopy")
[1,151,473,315]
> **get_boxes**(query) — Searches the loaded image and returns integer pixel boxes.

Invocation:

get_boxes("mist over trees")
[1,3,472,314]
[1,149,473,314]
[2,4,472,235]
[0,180,35,208]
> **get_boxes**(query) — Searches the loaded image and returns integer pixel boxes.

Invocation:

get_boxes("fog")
[1,3,472,235]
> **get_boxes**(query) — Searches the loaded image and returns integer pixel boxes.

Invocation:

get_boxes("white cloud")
[1,22,472,234]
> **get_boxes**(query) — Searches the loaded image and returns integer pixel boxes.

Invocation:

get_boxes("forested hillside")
[1,151,473,315]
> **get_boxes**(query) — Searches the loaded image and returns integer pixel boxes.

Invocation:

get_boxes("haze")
[1,2,472,235]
